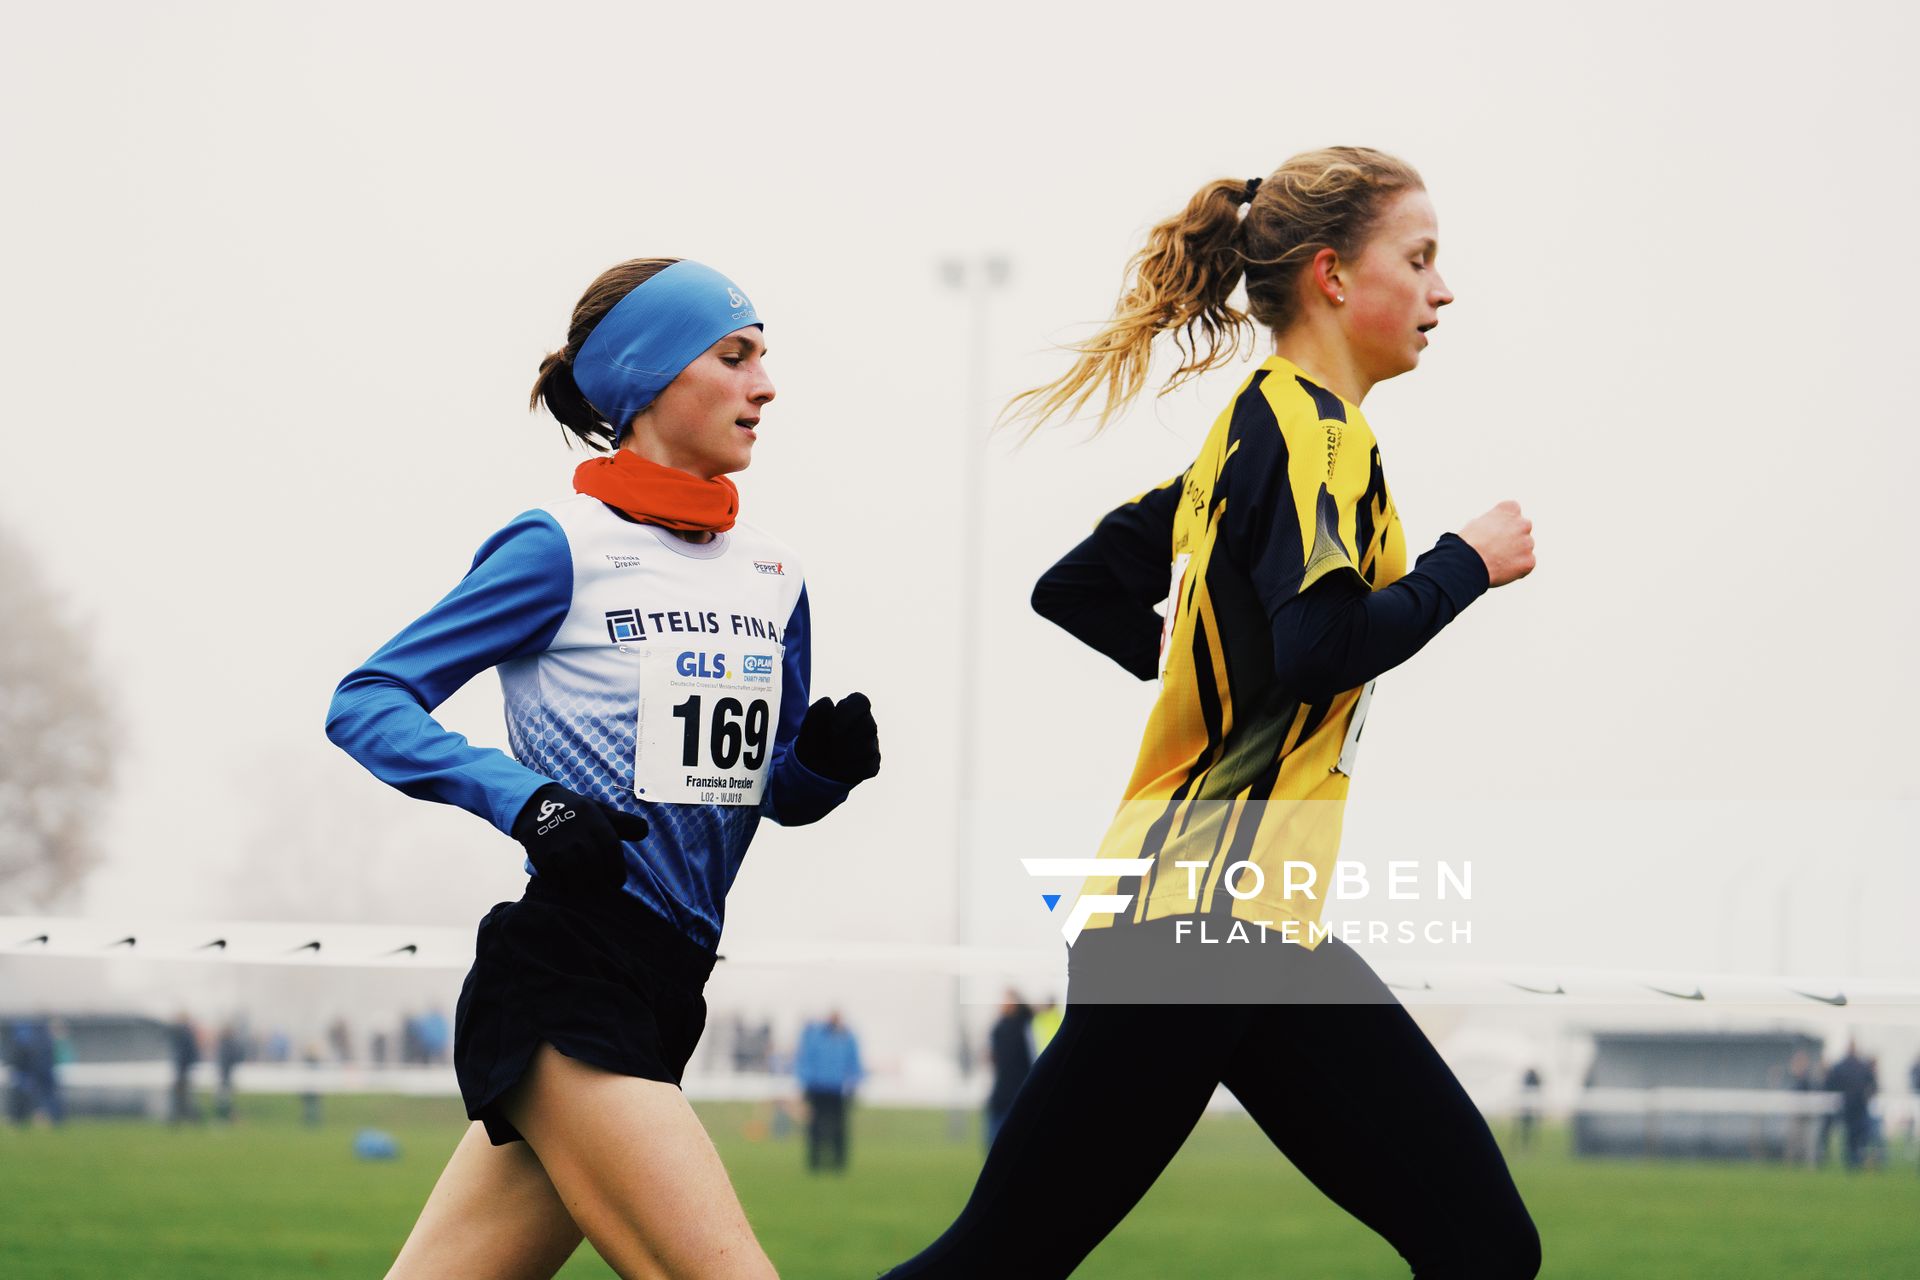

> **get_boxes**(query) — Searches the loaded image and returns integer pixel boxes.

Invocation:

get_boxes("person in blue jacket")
[327,257,880,1280]
[793,1011,864,1173]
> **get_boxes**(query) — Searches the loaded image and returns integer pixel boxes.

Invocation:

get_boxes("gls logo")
[676,651,729,679]
[1021,858,1155,944]
[535,799,575,837]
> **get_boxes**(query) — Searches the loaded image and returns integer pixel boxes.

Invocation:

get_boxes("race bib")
[1158,553,1192,682]
[1333,679,1376,777]
[634,644,783,805]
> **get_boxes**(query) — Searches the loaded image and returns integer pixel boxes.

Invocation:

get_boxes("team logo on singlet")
[605,609,645,643]
[753,560,785,575]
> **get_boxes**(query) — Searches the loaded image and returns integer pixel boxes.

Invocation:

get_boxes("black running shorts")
[453,878,716,1145]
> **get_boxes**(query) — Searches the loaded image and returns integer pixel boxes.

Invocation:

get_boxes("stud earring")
[1336,294,1345,303]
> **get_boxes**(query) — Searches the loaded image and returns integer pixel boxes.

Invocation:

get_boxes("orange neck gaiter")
[573,451,740,533]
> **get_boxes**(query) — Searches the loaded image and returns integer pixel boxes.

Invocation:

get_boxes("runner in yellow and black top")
[1069,358,1412,942]
[883,149,1542,1279]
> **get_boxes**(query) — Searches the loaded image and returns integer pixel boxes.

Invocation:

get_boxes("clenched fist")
[1456,500,1536,587]
[511,784,647,892]
[794,692,882,786]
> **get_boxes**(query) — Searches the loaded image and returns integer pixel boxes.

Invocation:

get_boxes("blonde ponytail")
[1007,148,1423,436]
[1004,177,1255,435]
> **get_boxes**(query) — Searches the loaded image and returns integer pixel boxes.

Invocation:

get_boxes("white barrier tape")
[6,917,1920,1004]
[0,916,475,969]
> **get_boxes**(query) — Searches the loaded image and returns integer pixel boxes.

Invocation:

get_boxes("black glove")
[511,784,648,892]
[793,692,881,785]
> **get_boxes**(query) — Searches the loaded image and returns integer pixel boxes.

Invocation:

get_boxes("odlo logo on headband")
[727,288,746,308]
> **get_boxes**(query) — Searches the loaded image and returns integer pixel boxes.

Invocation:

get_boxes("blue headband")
[572,260,762,437]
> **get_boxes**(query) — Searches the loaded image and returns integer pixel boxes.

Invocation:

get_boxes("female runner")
[326,257,881,1280]
[881,149,1540,1278]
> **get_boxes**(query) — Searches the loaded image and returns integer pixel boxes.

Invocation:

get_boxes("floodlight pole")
[938,254,1010,1086]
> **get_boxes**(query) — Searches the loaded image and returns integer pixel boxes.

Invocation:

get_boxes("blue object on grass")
[353,1128,400,1160]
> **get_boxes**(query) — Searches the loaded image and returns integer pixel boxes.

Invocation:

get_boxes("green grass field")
[2,1094,1914,1278]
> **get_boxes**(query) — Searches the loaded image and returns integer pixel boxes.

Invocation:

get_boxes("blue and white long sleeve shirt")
[325,494,851,950]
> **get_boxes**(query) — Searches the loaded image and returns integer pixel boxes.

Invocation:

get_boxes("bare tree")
[0,524,114,910]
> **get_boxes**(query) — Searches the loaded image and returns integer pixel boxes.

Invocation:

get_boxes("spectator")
[214,1021,247,1123]
[4,1020,29,1125]
[795,1011,863,1173]
[1825,1041,1878,1171]
[1811,1052,1835,1165]
[47,1016,72,1126]
[5,1018,57,1127]
[737,1017,774,1074]
[415,1006,450,1065]
[1786,1048,1821,1165]
[1515,1066,1542,1152]
[1865,1055,1888,1167]
[326,1017,353,1064]
[300,1041,325,1128]
[726,1013,751,1072]
[1907,1052,1920,1159]
[985,991,1034,1150]
[168,1012,202,1125]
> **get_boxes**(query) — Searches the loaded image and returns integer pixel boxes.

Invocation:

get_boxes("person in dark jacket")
[985,991,1034,1150]
[1825,1042,1878,1170]
[168,1012,202,1125]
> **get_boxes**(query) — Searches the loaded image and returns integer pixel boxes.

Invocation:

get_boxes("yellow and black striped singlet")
[1078,356,1408,946]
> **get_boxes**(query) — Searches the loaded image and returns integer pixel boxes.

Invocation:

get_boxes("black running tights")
[879,938,1540,1279]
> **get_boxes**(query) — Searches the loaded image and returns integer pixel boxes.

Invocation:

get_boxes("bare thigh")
[386,1120,583,1280]
[504,1043,776,1280]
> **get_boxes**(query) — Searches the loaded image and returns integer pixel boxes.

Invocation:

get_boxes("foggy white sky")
[2,0,1916,1003]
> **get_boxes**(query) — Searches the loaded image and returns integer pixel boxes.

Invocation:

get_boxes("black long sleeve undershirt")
[1031,531,1489,697]
[1028,547,1166,681]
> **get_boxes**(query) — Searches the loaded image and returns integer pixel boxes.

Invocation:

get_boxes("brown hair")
[530,258,680,451]
[1005,147,1423,434]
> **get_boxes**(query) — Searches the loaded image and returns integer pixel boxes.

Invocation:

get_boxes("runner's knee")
[1421,1207,1539,1279]
[1484,1209,1542,1278]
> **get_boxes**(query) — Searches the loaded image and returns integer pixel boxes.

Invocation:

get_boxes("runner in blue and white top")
[327,256,878,1280]
[326,486,850,951]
